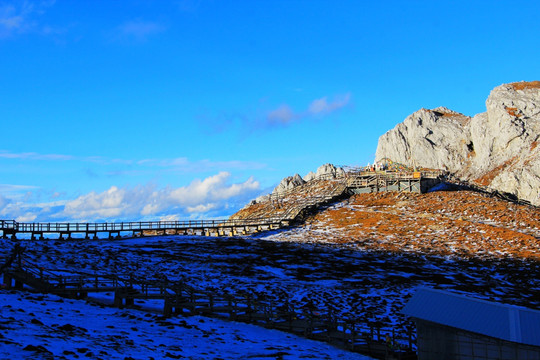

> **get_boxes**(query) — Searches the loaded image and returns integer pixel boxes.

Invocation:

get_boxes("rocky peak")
[303,171,317,182]
[273,174,306,195]
[315,163,345,179]
[375,81,540,206]
[375,106,472,172]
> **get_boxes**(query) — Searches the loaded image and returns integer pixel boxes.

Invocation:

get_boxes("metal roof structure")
[402,287,540,347]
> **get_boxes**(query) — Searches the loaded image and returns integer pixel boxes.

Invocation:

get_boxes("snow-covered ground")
[0,290,373,360]
[2,222,539,360]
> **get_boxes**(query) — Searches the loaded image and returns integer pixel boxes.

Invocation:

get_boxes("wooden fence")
[1,247,417,360]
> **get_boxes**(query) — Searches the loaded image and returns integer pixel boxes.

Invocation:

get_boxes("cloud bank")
[0,172,261,222]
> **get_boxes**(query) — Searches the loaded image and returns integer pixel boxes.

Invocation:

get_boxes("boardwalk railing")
[9,218,284,233]
[0,220,17,230]
[0,217,289,239]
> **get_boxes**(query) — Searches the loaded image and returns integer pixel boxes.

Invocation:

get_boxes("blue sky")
[0,0,539,222]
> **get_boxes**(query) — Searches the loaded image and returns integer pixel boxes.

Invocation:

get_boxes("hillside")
[260,190,540,260]
[233,169,540,261]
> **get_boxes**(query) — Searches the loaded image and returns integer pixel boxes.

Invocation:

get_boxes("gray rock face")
[375,81,540,206]
[303,171,316,182]
[315,163,345,179]
[376,106,471,172]
[273,174,306,194]
[271,164,345,197]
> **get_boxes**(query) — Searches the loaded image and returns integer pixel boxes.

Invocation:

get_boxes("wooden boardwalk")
[0,218,286,240]
[345,170,445,194]
[1,246,417,360]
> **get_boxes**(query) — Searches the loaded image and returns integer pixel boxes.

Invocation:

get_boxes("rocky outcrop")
[375,106,472,172]
[272,163,345,195]
[238,164,346,205]
[314,163,345,179]
[273,174,306,195]
[376,81,540,206]
[303,171,317,182]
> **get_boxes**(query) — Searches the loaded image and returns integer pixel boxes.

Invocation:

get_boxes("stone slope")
[375,81,540,206]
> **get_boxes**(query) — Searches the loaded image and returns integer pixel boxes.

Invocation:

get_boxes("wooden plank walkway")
[0,246,417,359]
[345,170,445,194]
[0,218,287,240]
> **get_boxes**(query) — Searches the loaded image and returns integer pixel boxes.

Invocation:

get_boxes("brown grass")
[505,107,522,117]
[432,109,470,125]
[474,156,517,186]
[510,81,540,90]
[303,191,540,260]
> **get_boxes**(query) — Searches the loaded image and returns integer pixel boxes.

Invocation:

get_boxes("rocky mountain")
[375,81,540,206]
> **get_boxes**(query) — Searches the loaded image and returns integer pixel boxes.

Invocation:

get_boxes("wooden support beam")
[2,273,12,289]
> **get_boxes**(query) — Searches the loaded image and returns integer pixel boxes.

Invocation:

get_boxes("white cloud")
[0,199,42,222]
[0,183,38,192]
[267,105,295,124]
[116,20,165,42]
[169,171,259,206]
[61,172,260,221]
[15,213,37,222]
[186,203,218,213]
[0,150,73,161]
[159,214,179,222]
[63,186,128,219]
[308,93,351,115]
[0,194,9,210]
[264,93,351,127]
[0,150,266,173]
[0,4,25,31]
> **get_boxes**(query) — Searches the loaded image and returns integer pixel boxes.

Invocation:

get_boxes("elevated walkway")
[345,170,445,194]
[0,218,286,240]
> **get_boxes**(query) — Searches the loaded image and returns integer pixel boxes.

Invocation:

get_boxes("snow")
[2,205,540,360]
[0,290,373,360]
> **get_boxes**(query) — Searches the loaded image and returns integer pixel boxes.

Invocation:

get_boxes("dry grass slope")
[510,80,540,90]
[238,180,540,261]
[474,156,518,186]
[302,191,540,260]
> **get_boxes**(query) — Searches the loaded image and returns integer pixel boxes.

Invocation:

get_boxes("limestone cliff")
[375,81,540,206]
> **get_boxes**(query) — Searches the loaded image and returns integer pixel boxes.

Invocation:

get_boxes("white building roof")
[402,287,540,347]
